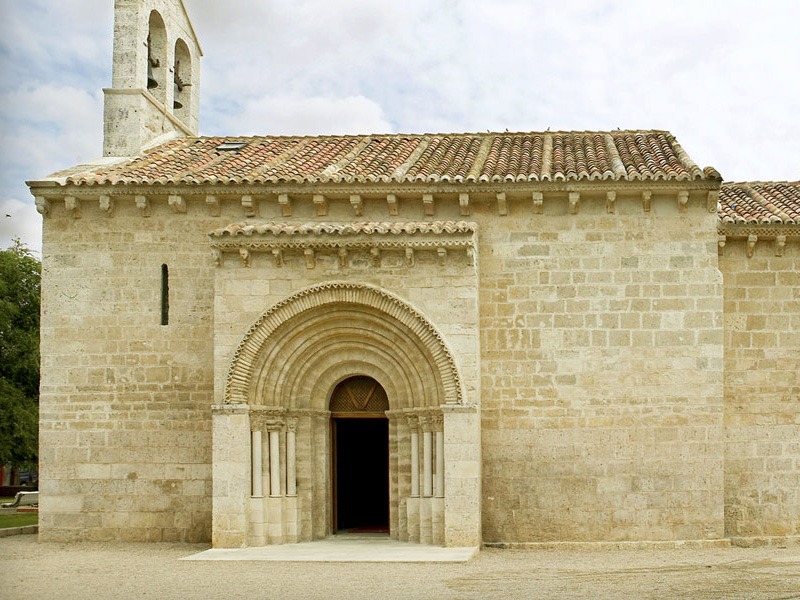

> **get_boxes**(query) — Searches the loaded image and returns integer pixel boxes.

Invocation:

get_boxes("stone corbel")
[313,194,328,216]
[99,195,114,216]
[677,190,689,213]
[34,196,50,216]
[405,247,415,267]
[370,247,381,267]
[606,191,616,214]
[775,235,786,257]
[350,194,363,216]
[532,191,543,214]
[466,247,476,267]
[642,190,652,213]
[239,248,251,267]
[206,195,220,216]
[569,191,580,215]
[746,234,757,258]
[135,195,150,217]
[459,193,470,216]
[272,248,283,267]
[168,194,186,214]
[338,248,348,268]
[278,194,292,217]
[717,234,726,256]
[386,194,399,216]
[304,248,315,269]
[707,190,720,213]
[241,195,256,217]
[423,193,435,216]
[65,195,81,218]
[437,247,447,266]
[496,192,508,216]
[212,249,222,267]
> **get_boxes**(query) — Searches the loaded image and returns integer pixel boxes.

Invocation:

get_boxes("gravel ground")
[1,535,799,599]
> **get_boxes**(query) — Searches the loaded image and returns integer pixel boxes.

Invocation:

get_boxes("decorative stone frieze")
[209,221,478,270]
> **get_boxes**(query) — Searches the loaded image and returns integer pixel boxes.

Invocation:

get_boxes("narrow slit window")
[160,264,169,325]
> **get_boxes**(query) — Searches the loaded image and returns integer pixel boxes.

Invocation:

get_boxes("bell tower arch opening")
[147,11,168,106]
[104,0,202,156]
[330,376,389,533]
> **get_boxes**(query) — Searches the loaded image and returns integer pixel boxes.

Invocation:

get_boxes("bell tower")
[103,0,202,156]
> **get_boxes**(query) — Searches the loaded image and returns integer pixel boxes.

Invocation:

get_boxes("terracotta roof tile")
[719,181,800,224]
[55,130,720,186]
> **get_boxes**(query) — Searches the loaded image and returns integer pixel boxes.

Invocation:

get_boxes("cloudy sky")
[1,0,798,253]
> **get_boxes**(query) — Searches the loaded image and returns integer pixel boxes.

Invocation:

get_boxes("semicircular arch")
[224,282,463,408]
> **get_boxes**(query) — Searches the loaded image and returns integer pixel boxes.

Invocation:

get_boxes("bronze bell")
[173,84,183,109]
[147,60,158,89]
[173,62,184,109]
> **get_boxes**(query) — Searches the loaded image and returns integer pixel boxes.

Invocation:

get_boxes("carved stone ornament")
[208,221,478,270]
[224,281,465,407]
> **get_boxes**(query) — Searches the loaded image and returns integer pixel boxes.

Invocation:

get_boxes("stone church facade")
[28,0,799,548]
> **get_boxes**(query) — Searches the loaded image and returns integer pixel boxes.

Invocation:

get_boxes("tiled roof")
[54,131,721,186]
[719,181,800,224]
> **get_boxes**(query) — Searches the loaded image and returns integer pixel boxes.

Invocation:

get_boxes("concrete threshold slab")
[181,534,478,563]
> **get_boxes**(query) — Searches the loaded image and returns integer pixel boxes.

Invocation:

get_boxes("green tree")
[0,239,40,469]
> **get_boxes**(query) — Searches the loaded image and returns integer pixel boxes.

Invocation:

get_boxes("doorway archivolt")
[224,281,463,410]
[212,282,476,549]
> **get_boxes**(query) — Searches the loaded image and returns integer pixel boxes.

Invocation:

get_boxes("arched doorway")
[330,376,389,533]
[212,282,480,549]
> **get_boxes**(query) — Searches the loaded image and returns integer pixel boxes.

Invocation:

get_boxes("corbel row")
[717,233,788,257]
[213,243,474,269]
[34,188,716,219]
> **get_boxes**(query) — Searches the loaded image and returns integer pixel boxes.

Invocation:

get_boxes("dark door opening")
[332,418,389,533]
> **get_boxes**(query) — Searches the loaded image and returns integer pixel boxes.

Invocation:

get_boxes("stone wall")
[477,191,725,543]
[36,186,758,545]
[38,198,218,542]
[720,237,800,543]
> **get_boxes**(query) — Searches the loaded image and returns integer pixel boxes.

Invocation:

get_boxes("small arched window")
[147,10,168,106]
[173,38,191,121]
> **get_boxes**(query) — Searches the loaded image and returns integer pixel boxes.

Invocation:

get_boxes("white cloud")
[0,197,41,255]
[220,94,394,136]
[1,0,799,259]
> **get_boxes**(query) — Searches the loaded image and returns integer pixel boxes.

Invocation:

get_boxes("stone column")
[286,417,297,497]
[406,414,420,543]
[266,419,285,544]
[268,422,282,497]
[251,430,263,497]
[421,416,434,498]
[434,415,445,498]
[409,416,420,498]
[211,403,250,548]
